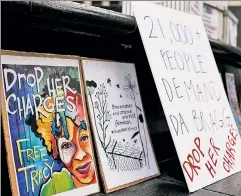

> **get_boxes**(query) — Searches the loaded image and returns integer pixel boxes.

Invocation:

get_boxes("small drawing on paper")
[86,73,150,171]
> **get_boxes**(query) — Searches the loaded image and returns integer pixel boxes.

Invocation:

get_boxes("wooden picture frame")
[1,50,100,196]
[81,58,160,193]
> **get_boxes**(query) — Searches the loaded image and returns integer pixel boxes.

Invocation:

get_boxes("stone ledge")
[94,172,241,196]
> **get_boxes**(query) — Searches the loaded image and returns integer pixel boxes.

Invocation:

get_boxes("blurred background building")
[74,1,122,12]
[228,1,241,48]
[74,1,240,48]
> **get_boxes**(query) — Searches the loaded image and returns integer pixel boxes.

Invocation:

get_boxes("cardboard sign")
[81,59,160,193]
[133,2,241,192]
[0,51,99,196]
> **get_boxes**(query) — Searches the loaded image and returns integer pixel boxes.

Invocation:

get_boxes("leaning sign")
[132,2,241,192]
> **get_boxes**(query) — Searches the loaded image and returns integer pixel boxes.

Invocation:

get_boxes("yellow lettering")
[30,170,39,193]
[43,167,49,179]
[17,165,35,193]
[26,149,35,162]
[44,162,54,176]
[38,170,44,184]
[40,148,48,161]
[33,146,40,159]
[16,139,29,166]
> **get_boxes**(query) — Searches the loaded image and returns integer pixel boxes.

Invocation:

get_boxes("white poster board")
[82,59,160,193]
[133,2,241,192]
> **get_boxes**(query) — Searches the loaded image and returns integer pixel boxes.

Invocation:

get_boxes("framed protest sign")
[132,2,241,193]
[0,50,99,196]
[225,73,241,135]
[81,59,160,193]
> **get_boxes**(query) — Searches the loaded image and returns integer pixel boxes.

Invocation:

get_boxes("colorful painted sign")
[133,2,241,192]
[1,51,99,196]
[82,59,160,193]
[225,73,241,135]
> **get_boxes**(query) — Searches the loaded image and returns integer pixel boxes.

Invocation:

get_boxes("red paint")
[205,138,220,178]
[65,90,85,123]
[222,128,238,173]
[194,137,204,157]
[228,128,238,146]
[223,154,234,172]
[208,148,217,166]
[205,160,216,178]
[183,154,201,182]
[210,138,220,156]
[182,137,204,182]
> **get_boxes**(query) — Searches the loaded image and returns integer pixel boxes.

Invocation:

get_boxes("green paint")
[40,168,75,196]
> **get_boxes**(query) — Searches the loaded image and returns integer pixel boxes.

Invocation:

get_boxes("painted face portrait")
[57,117,96,185]
[35,91,96,188]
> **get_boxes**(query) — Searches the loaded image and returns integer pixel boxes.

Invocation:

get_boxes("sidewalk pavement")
[94,171,241,196]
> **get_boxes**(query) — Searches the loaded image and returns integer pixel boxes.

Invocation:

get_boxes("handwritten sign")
[82,59,160,193]
[132,2,241,192]
[1,51,99,196]
[202,3,220,40]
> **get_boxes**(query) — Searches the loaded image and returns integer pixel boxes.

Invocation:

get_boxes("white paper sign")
[190,1,203,16]
[229,19,237,47]
[133,2,241,192]
[82,59,160,192]
[202,3,220,40]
